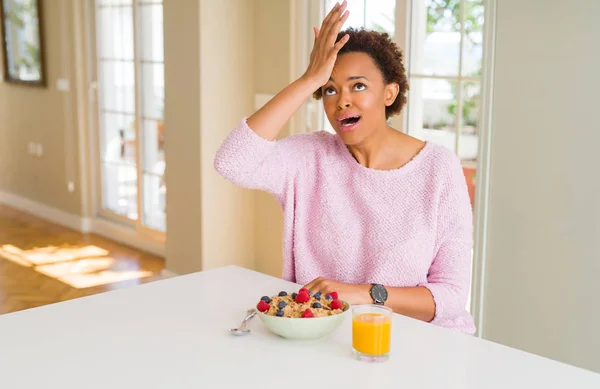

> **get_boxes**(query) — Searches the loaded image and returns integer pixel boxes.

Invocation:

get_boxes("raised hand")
[302,1,350,87]
[243,2,349,141]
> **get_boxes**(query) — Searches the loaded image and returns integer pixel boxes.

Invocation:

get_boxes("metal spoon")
[229,308,257,336]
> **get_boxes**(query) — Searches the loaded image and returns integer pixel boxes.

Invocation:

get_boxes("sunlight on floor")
[0,245,33,267]
[1,244,109,265]
[0,244,154,289]
[35,258,153,289]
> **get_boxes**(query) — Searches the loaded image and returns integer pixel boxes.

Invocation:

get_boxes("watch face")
[372,284,388,303]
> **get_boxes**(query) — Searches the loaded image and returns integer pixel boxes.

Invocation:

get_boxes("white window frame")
[291,0,497,337]
[89,0,166,241]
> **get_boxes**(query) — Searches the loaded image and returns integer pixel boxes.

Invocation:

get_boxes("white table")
[1,265,599,388]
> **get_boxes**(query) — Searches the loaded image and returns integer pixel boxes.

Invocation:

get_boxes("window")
[407,0,484,212]
[94,0,166,233]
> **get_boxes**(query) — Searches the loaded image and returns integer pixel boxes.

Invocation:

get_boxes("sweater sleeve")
[419,153,474,330]
[214,117,307,202]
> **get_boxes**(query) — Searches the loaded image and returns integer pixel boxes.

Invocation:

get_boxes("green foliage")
[426,0,485,44]
[426,0,484,131]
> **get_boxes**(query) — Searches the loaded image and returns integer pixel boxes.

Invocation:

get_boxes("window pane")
[100,113,136,165]
[100,60,135,114]
[462,0,484,76]
[139,4,164,62]
[141,119,165,175]
[143,173,166,232]
[410,0,461,76]
[324,0,365,29]
[407,77,457,153]
[366,0,395,38]
[101,162,138,219]
[459,81,480,162]
[97,5,133,60]
[141,63,164,119]
[97,0,132,5]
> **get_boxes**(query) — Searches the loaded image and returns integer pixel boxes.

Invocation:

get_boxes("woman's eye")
[324,87,336,96]
[354,83,366,91]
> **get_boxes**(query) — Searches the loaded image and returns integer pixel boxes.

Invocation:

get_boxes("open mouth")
[339,115,361,127]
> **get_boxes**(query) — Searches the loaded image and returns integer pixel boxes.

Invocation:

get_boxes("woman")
[214,1,475,334]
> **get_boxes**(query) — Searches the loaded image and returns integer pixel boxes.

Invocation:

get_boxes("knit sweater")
[214,117,475,334]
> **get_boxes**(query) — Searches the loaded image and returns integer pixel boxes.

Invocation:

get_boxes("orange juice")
[352,312,391,355]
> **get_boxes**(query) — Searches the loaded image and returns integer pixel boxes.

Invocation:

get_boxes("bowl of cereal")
[255,288,350,340]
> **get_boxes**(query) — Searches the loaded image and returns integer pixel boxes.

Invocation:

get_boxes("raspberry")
[330,299,343,310]
[301,309,314,318]
[329,292,339,300]
[257,300,270,312]
[295,292,310,303]
[299,288,309,294]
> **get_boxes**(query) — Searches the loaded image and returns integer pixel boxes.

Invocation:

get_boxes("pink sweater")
[214,117,475,334]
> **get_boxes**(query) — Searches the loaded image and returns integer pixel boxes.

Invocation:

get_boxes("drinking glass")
[352,304,392,362]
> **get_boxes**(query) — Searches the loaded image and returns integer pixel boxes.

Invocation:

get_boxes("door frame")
[86,0,166,241]
[72,0,165,256]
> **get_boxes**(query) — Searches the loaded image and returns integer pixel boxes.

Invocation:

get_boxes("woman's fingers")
[333,33,350,54]
[327,10,350,46]
[304,277,323,292]
[319,2,339,34]
[320,1,347,44]
[313,27,320,44]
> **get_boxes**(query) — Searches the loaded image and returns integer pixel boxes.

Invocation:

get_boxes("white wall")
[482,0,600,373]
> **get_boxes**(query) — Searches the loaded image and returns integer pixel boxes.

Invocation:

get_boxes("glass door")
[93,0,166,233]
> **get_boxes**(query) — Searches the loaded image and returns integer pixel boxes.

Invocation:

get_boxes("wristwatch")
[369,283,388,305]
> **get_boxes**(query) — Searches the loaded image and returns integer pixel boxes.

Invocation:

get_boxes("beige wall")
[482,0,600,373]
[163,0,257,274]
[163,0,203,273]
[0,1,82,216]
[252,0,292,278]
[198,0,256,272]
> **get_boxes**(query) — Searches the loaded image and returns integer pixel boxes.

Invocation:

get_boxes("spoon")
[229,308,257,336]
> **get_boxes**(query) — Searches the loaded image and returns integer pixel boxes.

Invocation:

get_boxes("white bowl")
[256,301,350,340]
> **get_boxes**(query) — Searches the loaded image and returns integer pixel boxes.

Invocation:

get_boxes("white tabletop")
[1,265,599,388]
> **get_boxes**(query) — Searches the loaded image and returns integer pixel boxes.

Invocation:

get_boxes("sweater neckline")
[335,135,433,177]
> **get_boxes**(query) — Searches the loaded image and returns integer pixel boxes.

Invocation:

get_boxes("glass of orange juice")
[352,305,392,362]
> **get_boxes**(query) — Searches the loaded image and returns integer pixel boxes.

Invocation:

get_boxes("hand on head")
[303,1,350,87]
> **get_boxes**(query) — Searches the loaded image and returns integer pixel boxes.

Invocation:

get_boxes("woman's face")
[321,52,398,145]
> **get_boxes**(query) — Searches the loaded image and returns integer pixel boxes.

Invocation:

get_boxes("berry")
[330,299,343,310]
[278,301,287,309]
[299,288,309,294]
[291,292,298,299]
[260,296,271,303]
[257,300,270,312]
[278,291,287,297]
[329,292,339,300]
[301,309,314,318]
[276,310,284,317]
[312,302,322,309]
[295,292,310,303]
[314,292,322,300]
[325,294,333,300]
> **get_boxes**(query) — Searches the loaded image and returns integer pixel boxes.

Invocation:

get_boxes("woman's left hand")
[303,277,371,305]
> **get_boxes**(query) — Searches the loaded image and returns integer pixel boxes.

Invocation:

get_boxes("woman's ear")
[384,82,400,107]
